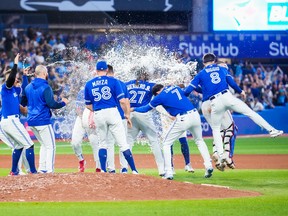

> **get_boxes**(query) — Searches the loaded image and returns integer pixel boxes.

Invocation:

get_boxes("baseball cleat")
[162,174,174,180]
[159,173,165,177]
[8,171,19,176]
[95,168,101,173]
[224,158,236,169]
[184,164,195,173]
[120,168,128,174]
[108,169,116,173]
[132,170,139,175]
[78,159,86,172]
[215,163,225,171]
[204,168,214,178]
[270,129,283,138]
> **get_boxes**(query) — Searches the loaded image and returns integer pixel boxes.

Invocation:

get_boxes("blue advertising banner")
[87,34,288,59]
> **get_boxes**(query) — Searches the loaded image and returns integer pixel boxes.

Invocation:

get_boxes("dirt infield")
[0,154,286,202]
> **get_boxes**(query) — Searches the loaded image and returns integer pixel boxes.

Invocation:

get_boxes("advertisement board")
[213,0,288,31]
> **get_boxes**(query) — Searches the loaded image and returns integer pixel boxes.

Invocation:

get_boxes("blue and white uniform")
[185,63,278,164]
[134,85,213,179]
[1,62,37,175]
[71,87,100,172]
[85,72,137,173]
[126,79,165,176]
[22,77,66,173]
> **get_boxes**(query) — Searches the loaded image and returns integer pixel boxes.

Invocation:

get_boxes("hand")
[126,117,133,128]
[20,105,27,116]
[14,53,20,65]
[23,66,31,75]
[130,107,134,112]
[88,111,96,129]
[240,90,246,100]
[61,97,69,104]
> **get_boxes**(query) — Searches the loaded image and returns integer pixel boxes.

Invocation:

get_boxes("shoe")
[79,160,86,172]
[225,158,236,169]
[204,168,213,178]
[38,170,47,174]
[159,173,165,177]
[120,168,128,174]
[212,153,219,163]
[9,171,19,176]
[184,164,195,173]
[95,168,101,173]
[162,174,173,180]
[19,171,27,175]
[108,169,116,173]
[215,163,225,171]
[132,170,139,175]
[270,129,283,138]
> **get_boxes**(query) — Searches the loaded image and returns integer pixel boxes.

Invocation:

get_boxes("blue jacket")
[23,78,66,126]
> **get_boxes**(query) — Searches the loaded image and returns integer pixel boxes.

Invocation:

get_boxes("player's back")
[193,64,229,100]
[85,75,123,111]
[125,79,155,108]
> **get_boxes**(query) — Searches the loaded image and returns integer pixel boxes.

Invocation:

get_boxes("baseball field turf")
[0,136,287,216]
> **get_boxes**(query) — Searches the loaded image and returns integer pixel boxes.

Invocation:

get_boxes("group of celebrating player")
[0,52,283,180]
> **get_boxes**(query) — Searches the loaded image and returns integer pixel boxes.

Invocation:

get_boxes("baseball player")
[71,87,101,173]
[105,65,129,173]
[125,66,165,176]
[85,60,138,174]
[184,53,283,168]
[133,84,213,180]
[1,53,37,175]
[156,105,194,172]
[22,65,69,173]
[200,61,238,171]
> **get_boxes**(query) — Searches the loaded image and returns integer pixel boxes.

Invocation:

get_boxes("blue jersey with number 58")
[85,75,124,111]
[125,80,155,108]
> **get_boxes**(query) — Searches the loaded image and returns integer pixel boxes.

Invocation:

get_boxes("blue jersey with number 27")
[125,80,155,108]
[85,75,124,111]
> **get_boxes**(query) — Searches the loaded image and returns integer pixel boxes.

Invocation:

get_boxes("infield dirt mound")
[0,173,260,202]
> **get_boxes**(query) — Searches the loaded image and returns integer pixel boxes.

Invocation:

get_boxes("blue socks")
[11,148,23,174]
[99,148,107,172]
[122,149,137,172]
[26,145,37,173]
[179,137,190,165]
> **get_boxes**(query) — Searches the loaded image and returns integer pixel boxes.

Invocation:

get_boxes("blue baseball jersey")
[184,64,242,101]
[125,80,155,108]
[85,75,125,111]
[0,84,21,118]
[134,85,195,117]
[116,79,129,119]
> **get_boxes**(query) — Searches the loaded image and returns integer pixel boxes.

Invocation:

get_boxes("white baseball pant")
[71,108,100,168]
[162,109,212,176]
[30,124,55,173]
[106,119,128,171]
[127,111,165,175]
[209,91,275,160]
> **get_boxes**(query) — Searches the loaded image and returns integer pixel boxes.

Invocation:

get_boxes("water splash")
[46,37,198,143]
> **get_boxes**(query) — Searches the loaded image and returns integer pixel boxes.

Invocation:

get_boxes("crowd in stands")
[0,27,287,113]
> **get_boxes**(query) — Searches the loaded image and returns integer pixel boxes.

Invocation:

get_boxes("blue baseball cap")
[96,61,108,70]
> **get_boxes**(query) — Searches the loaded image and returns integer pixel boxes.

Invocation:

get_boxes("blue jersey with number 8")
[85,75,124,111]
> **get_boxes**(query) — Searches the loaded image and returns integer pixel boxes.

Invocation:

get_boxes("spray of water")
[46,37,198,143]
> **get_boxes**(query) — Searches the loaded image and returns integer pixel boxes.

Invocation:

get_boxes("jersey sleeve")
[115,79,125,100]
[84,83,92,105]
[44,86,66,109]
[226,74,242,94]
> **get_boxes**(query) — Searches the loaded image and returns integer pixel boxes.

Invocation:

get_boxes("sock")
[170,145,174,168]
[26,145,37,173]
[179,137,190,165]
[12,148,23,173]
[122,149,137,172]
[98,148,107,172]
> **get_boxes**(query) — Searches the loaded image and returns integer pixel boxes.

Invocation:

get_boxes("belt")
[209,90,228,101]
[179,109,197,116]
[2,114,19,119]
[94,107,116,112]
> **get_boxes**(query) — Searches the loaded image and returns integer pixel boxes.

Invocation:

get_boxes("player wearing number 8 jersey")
[84,60,138,174]
[184,53,283,168]
[125,67,165,176]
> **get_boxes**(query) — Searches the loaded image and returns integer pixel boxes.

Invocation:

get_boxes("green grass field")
[0,136,288,216]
